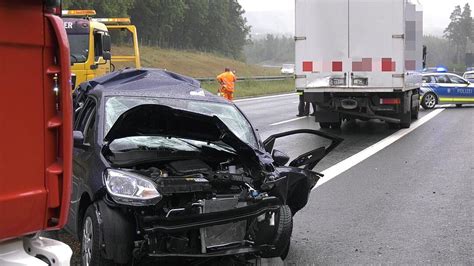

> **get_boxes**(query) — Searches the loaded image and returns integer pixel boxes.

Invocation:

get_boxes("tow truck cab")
[62,10,141,89]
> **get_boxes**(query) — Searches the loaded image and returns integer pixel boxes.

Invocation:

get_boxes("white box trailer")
[295,0,424,128]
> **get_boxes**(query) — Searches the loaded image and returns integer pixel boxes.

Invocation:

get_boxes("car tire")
[421,92,437,109]
[456,104,462,108]
[319,122,331,129]
[81,204,112,266]
[261,205,293,260]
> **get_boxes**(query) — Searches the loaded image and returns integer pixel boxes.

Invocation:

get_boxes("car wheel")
[456,104,462,108]
[421,92,437,109]
[319,122,331,129]
[261,205,293,260]
[81,204,112,266]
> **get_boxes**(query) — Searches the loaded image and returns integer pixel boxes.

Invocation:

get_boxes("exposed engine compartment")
[115,158,278,257]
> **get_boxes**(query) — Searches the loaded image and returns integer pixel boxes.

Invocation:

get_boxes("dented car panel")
[67,69,342,264]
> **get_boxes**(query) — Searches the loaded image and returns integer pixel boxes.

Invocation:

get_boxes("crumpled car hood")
[104,104,272,175]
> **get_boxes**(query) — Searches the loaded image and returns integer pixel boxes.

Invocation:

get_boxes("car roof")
[464,71,474,74]
[422,72,461,77]
[86,68,230,104]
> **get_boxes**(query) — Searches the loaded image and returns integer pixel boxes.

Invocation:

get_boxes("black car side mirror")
[73,131,85,146]
[272,149,290,166]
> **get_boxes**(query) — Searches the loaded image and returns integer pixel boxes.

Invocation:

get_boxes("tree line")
[63,0,250,59]
[244,34,295,65]
[444,3,474,67]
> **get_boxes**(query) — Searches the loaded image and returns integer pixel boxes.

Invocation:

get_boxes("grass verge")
[113,46,280,77]
[201,79,295,98]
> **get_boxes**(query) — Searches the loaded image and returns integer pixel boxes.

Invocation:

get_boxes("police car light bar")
[93,18,131,25]
[62,10,96,16]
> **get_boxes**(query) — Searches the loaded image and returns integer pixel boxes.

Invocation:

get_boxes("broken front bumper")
[139,196,281,258]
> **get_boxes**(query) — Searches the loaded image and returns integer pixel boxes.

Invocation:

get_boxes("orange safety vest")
[216,71,237,93]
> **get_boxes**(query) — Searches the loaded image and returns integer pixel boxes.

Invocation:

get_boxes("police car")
[421,73,474,109]
[463,71,474,83]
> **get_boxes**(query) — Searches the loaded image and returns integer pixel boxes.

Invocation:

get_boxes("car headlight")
[104,169,162,206]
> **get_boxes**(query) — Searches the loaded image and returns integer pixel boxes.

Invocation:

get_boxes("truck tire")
[331,122,342,129]
[261,205,293,260]
[319,122,331,129]
[81,204,113,266]
[400,116,411,129]
[411,103,419,120]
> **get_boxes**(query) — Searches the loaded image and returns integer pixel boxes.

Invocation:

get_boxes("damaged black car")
[66,69,342,265]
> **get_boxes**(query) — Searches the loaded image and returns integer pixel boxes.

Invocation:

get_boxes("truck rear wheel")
[400,113,412,129]
[411,103,419,120]
[319,122,331,129]
[330,122,342,129]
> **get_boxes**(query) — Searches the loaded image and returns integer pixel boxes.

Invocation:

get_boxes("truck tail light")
[380,98,401,105]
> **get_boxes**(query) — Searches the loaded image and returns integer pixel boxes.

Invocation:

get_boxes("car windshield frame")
[103,96,259,149]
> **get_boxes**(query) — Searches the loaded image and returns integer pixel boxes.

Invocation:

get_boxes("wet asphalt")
[62,94,474,265]
[237,95,474,265]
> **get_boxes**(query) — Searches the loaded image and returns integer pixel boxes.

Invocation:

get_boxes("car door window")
[84,111,96,145]
[435,75,450,84]
[448,75,468,85]
[75,98,96,132]
[422,76,434,83]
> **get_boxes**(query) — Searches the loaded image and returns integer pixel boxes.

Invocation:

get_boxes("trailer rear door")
[296,0,408,91]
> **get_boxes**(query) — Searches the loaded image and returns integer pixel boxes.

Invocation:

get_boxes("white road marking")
[292,101,300,104]
[313,108,445,190]
[270,117,307,126]
[234,93,296,103]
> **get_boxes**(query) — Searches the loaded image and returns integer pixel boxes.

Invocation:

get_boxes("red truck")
[0,0,73,264]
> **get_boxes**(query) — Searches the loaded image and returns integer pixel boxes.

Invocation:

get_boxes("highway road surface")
[236,94,473,265]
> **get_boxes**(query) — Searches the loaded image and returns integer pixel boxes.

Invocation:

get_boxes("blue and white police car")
[421,72,474,109]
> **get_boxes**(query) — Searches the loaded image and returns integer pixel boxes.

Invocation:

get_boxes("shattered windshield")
[104,97,258,148]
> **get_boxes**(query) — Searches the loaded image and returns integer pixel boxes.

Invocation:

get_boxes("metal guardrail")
[196,75,293,82]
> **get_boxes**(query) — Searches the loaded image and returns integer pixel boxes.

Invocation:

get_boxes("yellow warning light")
[62,10,97,16]
[93,18,132,24]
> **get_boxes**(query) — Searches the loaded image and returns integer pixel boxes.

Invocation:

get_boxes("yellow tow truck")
[62,10,141,89]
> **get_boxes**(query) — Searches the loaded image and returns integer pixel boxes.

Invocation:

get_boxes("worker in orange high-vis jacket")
[216,67,237,101]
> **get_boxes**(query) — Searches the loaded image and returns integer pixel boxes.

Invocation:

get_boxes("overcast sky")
[239,0,472,36]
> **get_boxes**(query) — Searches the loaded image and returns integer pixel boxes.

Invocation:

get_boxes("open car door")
[263,129,343,215]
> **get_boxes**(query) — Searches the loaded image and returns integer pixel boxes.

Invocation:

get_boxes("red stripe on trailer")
[405,60,416,71]
[332,61,343,72]
[382,58,396,72]
[303,61,313,72]
[362,58,372,71]
[352,58,372,72]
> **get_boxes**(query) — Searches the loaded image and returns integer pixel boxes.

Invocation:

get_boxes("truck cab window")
[94,31,104,61]
[67,34,89,63]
